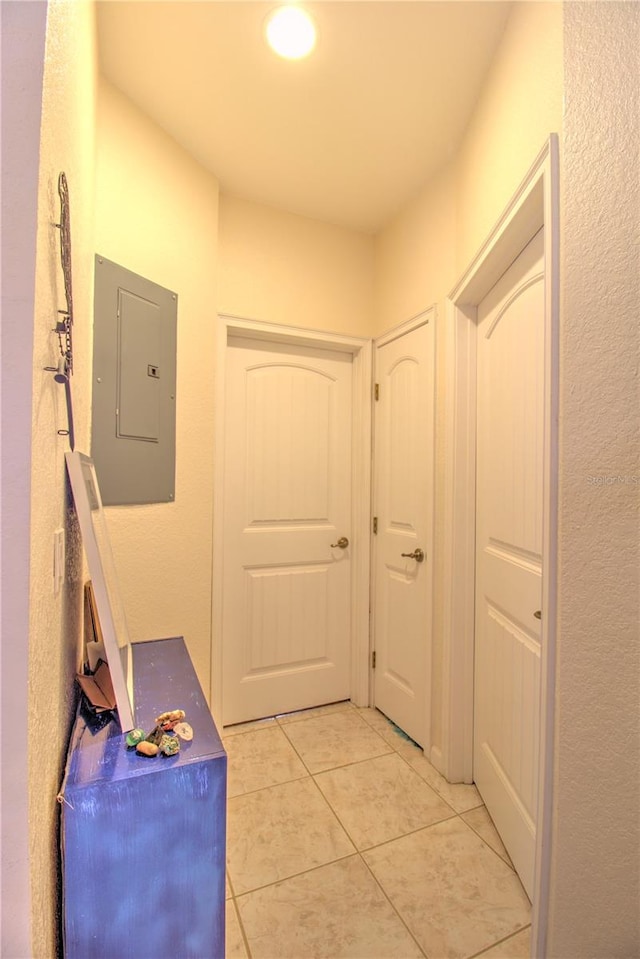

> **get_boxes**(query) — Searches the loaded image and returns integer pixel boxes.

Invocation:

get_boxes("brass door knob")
[401,547,425,563]
[331,536,349,549]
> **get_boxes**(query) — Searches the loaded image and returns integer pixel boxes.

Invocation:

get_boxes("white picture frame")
[65,451,135,731]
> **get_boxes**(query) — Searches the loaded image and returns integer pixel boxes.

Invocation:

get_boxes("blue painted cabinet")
[60,638,226,959]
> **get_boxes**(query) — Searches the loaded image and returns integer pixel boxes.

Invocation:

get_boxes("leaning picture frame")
[65,451,135,730]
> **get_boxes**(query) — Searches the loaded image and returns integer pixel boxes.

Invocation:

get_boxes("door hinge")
[372,516,378,535]
[374,383,379,401]
[372,650,376,669]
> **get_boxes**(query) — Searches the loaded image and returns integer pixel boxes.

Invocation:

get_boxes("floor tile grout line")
[309,749,468,854]
[459,813,520,876]
[294,745,395,777]
[465,922,532,959]
[279,705,391,746]
[357,848,428,958]
[344,805,521,883]
[229,893,254,959]
[389,736,486,817]
[226,867,236,899]
[276,716,324,778]
[311,745,447,788]
[306,768,361,851]
[389,741,461,806]
[227,768,310,803]
[357,818,529,959]
[223,700,357,735]
[230,849,360,901]
[351,809,460,854]
[274,699,355,727]
[277,707,394,777]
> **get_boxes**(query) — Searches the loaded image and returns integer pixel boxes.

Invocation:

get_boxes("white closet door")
[373,320,434,747]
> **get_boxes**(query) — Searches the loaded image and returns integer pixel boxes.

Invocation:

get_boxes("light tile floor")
[223,701,531,959]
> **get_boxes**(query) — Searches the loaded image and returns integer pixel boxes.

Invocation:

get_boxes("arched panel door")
[373,318,434,747]
[474,228,545,898]
[222,336,353,725]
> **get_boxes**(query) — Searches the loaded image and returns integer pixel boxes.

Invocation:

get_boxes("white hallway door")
[373,318,434,747]
[222,336,353,726]
[474,228,545,899]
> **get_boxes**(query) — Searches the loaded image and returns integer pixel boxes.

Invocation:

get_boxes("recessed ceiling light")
[265,6,317,60]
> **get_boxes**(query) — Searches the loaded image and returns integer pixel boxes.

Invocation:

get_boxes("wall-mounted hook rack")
[44,171,75,449]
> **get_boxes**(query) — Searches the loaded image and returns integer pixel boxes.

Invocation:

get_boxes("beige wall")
[95,80,219,693]
[218,194,375,336]
[548,3,640,955]
[455,1,564,270]
[375,1,563,756]
[375,1,563,326]
[26,2,98,955]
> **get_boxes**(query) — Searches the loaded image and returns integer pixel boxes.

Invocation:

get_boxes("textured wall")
[27,1,98,955]
[95,80,219,696]
[1,3,47,954]
[218,194,375,336]
[374,1,563,757]
[547,3,640,955]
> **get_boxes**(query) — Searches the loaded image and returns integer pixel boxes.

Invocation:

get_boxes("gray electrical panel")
[92,255,177,505]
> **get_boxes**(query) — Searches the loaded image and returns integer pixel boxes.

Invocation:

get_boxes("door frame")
[441,136,559,955]
[372,307,436,750]
[211,313,373,726]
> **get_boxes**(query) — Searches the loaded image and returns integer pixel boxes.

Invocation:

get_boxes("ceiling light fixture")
[265,6,317,60]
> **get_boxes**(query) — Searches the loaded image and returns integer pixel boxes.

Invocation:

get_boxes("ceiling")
[97,1,511,234]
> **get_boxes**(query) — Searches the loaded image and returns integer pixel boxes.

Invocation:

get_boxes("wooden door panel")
[481,280,544,559]
[223,338,352,725]
[387,358,421,524]
[246,365,333,522]
[476,603,541,817]
[474,229,544,898]
[382,569,418,693]
[244,564,331,672]
[373,320,434,747]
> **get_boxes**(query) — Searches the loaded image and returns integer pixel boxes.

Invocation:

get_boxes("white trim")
[375,305,436,347]
[531,134,560,959]
[350,337,373,707]
[210,317,228,725]
[429,744,444,774]
[210,314,373,724]
[441,304,477,782]
[216,312,369,353]
[442,137,559,958]
[372,307,436,752]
